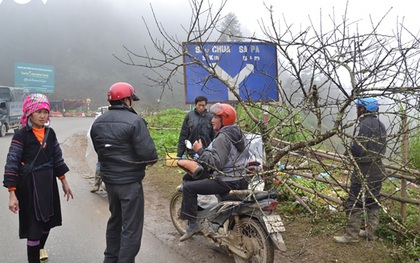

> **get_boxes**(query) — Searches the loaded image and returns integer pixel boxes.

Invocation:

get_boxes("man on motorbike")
[179,103,249,242]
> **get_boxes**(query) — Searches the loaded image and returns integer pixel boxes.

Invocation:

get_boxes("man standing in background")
[334,97,387,243]
[177,96,215,159]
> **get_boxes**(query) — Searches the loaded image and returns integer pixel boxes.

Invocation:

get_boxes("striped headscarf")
[20,93,50,126]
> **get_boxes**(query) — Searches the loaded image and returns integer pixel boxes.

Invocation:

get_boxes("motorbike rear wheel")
[169,190,188,235]
[233,217,275,263]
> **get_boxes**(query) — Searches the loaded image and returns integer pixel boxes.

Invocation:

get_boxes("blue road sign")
[183,42,278,104]
[14,62,55,93]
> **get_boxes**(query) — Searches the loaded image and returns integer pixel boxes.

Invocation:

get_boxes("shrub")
[148,108,186,156]
[408,129,420,169]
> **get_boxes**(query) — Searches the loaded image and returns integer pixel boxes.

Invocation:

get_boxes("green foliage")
[381,179,420,201]
[277,201,308,215]
[406,244,420,262]
[236,104,306,142]
[148,108,186,128]
[404,213,420,230]
[148,108,185,156]
[291,176,328,193]
[377,210,420,261]
[149,129,179,156]
[408,128,420,169]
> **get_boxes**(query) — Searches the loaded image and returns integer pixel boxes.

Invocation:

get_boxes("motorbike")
[169,161,286,263]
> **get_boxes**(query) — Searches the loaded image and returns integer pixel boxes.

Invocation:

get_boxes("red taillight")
[266,200,278,211]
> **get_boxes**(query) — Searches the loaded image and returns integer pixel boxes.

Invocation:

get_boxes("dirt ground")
[64,132,402,263]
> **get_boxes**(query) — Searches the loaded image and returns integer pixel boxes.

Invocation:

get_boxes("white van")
[95,106,109,119]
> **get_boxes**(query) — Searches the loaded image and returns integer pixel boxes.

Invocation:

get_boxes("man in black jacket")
[334,97,387,243]
[90,82,158,262]
[177,96,215,159]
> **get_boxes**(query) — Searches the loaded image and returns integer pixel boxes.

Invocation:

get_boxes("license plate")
[263,214,285,233]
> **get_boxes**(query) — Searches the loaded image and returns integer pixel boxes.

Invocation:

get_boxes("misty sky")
[0,0,417,110]
[138,0,419,36]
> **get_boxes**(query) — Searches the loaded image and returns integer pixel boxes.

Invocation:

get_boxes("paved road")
[0,117,198,263]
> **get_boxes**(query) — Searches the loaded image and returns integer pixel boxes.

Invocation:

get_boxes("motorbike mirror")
[185,140,193,150]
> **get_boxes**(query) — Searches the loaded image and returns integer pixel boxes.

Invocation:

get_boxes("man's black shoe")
[179,221,202,242]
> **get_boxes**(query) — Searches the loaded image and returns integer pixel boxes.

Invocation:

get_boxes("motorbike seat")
[219,191,278,202]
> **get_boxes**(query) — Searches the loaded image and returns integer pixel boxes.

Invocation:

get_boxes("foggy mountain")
[0,0,187,110]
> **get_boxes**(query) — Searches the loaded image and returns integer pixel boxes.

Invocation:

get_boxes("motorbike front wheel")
[233,217,275,263]
[169,190,188,235]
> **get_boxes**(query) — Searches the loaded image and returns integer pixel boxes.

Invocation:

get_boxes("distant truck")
[0,86,29,137]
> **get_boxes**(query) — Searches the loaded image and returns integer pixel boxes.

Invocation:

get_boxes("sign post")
[14,62,55,94]
[183,42,278,103]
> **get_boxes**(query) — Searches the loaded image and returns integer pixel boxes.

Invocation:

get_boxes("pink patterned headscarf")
[20,93,50,125]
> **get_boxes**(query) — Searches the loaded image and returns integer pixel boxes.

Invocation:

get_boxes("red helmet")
[210,103,236,126]
[107,82,140,102]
